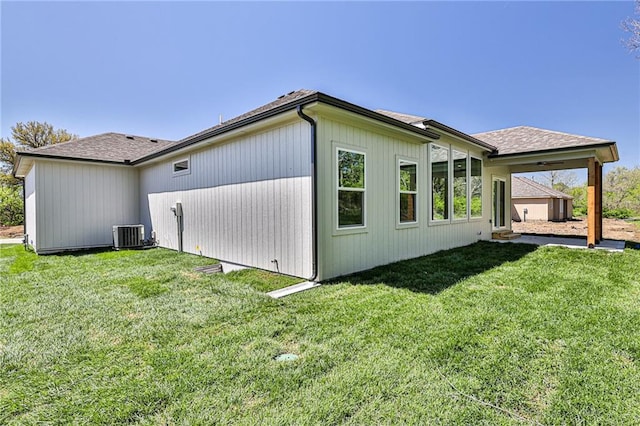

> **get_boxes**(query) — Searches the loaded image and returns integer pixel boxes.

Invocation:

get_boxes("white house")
[13,90,619,280]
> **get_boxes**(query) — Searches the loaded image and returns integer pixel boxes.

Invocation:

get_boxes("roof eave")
[488,141,618,161]
[423,120,497,152]
[14,151,128,177]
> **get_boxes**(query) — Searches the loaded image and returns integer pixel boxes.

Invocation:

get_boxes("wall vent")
[113,225,144,249]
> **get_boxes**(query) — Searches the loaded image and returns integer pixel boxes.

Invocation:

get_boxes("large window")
[453,150,467,219]
[337,149,365,228]
[470,157,482,218]
[430,144,449,221]
[399,159,417,223]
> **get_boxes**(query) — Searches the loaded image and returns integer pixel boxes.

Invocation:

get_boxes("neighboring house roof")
[472,126,615,157]
[512,176,573,200]
[16,132,174,164]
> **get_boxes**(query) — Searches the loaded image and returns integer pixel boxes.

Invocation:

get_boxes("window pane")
[174,160,188,172]
[453,151,467,219]
[470,158,482,218]
[500,180,506,227]
[338,150,365,189]
[431,145,448,220]
[400,193,416,222]
[339,190,364,227]
[399,162,416,192]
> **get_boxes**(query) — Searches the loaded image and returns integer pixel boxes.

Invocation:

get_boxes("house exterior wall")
[513,198,572,222]
[24,164,37,248]
[33,160,139,253]
[139,119,313,278]
[551,198,573,221]
[512,198,550,221]
[314,114,503,281]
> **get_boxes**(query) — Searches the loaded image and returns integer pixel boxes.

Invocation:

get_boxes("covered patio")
[473,126,619,248]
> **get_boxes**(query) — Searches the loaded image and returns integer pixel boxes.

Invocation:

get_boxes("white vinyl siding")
[24,164,37,248]
[33,160,139,253]
[316,114,499,281]
[140,120,313,278]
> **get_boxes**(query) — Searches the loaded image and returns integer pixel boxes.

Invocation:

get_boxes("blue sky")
[2,1,639,177]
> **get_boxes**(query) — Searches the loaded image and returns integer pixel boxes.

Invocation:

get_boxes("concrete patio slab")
[492,235,625,252]
[0,238,23,245]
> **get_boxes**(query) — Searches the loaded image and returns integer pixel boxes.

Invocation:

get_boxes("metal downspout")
[21,180,27,246]
[296,105,318,282]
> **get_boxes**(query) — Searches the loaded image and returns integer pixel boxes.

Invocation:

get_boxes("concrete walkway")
[492,235,625,252]
[0,238,23,245]
[267,281,321,299]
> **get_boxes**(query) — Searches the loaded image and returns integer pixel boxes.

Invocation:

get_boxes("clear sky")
[2,1,639,176]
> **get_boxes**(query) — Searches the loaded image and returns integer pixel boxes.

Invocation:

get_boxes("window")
[337,149,365,228]
[172,158,190,176]
[399,159,417,223]
[493,177,507,228]
[470,157,482,218]
[453,150,467,220]
[430,144,449,221]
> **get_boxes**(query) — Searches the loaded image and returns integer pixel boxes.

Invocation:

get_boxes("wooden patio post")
[587,157,596,248]
[596,162,603,242]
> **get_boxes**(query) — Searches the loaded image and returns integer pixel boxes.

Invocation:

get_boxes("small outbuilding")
[511,176,573,222]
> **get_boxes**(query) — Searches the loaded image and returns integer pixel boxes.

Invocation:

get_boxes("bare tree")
[0,121,77,188]
[622,0,640,57]
[538,170,578,193]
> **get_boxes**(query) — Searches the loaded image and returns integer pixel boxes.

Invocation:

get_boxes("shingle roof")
[375,109,496,151]
[512,176,573,199]
[136,90,461,162]
[17,133,174,163]
[472,126,613,156]
[374,109,428,127]
[14,92,616,169]
[180,89,319,143]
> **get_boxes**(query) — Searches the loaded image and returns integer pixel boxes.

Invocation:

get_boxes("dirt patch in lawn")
[513,218,640,244]
[0,225,23,239]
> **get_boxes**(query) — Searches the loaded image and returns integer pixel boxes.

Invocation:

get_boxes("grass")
[1,242,640,424]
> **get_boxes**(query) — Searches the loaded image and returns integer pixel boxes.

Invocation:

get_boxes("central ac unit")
[113,225,144,249]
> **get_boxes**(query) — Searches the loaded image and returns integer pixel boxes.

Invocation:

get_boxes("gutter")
[296,105,318,282]
[15,152,128,167]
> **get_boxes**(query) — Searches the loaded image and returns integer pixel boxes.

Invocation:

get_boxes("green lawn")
[1,242,640,424]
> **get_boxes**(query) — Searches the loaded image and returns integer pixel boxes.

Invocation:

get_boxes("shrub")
[0,186,23,226]
[603,207,634,219]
